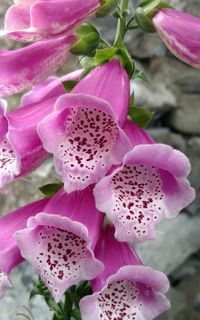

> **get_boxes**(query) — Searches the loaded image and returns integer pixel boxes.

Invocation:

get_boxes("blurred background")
[0,0,200,319]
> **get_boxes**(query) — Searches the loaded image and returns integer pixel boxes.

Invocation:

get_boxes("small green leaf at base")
[39,183,64,198]
[62,80,79,92]
[129,106,154,128]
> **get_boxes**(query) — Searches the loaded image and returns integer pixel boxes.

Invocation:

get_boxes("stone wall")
[0,1,200,319]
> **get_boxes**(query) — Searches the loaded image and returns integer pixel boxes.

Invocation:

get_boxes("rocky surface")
[0,0,200,319]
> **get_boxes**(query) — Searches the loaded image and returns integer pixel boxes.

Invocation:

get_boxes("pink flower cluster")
[0,1,198,319]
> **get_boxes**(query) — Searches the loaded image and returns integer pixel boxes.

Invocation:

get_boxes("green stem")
[63,292,73,320]
[114,0,129,47]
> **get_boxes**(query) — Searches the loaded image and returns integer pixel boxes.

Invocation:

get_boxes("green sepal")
[39,183,63,197]
[129,106,154,128]
[70,23,101,56]
[95,47,135,77]
[135,0,172,32]
[96,0,118,17]
[132,69,151,85]
[62,80,79,92]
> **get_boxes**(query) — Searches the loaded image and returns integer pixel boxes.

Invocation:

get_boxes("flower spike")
[80,226,170,320]
[15,188,104,302]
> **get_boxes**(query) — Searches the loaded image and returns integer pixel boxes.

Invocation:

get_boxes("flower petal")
[0,270,12,298]
[0,34,76,97]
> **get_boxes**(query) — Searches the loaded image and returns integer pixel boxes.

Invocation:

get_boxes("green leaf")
[39,183,63,197]
[97,0,118,17]
[135,7,155,32]
[129,106,153,128]
[70,23,100,56]
[62,80,79,92]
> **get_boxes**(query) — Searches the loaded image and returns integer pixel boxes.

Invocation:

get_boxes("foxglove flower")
[3,0,100,42]
[80,226,170,320]
[0,34,76,97]
[94,120,195,242]
[38,60,132,193]
[0,198,49,297]
[15,188,104,302]
[153,9,200,69]
[0,98,52,189]
[0,69,82,189]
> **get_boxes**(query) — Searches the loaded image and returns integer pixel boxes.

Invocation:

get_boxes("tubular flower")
[38,60,132,193]
[3,0,100,42]
[0,98,52,189]
[15,188,104,302]
[80,226,170,320]
[0,34,76,97]
[152,8,200,69]
[94,120,195,243]
[0,69,82,189]
[0,198,49,298]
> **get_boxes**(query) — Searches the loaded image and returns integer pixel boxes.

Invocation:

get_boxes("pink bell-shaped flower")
[3,0,100,42]
[0,198,49,297]
[153,8,200,69]
[15,188,104,302]
[0,34,76,97]
[38,59,132,193]
[80,226,170,320]
[0,70,81,190]
[94,120,195,242]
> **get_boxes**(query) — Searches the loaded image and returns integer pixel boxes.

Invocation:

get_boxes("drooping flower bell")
[0,34,76,97]
[0,198,49,298]
[3,0,100,42]
[94,120,195,242]
[15,188,104,302]
[0,69,81,190]
[153,8,200,69]
[38,59,132,193]
[80,226,170,320]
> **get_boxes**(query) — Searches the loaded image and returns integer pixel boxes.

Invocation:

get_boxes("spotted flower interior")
[111,164,165,241]
[0,138,19,188]
[97,279,152,320]
[56,106,119,189]
[35,226,87,294]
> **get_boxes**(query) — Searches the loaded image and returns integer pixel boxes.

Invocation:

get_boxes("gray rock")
[175,69,200,94]
[136,214,200,275]
[168,94,200,135]
[147,128,187,152]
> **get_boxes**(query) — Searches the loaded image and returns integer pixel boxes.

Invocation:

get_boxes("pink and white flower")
[0,34,76,97]
[153,8,200,69]
[94,120,195,242]
[80,226,170,320]
[38,60,132,193]
[15,188,104,302]
[3,0,100,42]
[0,198,49,297]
